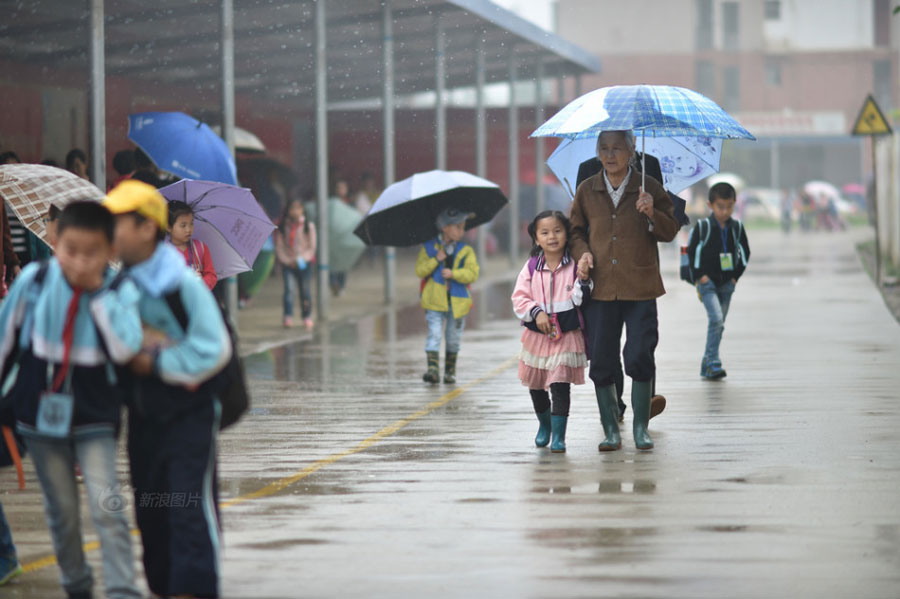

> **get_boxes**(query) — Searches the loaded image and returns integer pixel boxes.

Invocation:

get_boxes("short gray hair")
[595,130,635,157]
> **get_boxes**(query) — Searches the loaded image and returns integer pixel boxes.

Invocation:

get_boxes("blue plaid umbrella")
[532,85,755,141]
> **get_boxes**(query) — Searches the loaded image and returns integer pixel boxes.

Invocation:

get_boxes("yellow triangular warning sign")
[852,95,892,135]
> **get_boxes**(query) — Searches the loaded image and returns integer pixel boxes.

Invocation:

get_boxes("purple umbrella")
[159,179,275,279]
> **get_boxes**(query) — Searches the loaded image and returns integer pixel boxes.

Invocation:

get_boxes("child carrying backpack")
[104,180,233,599]
[682,182,751,380]
[511,210,591,453]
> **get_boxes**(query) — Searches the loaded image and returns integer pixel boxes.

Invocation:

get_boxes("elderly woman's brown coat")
[568,171,677,301]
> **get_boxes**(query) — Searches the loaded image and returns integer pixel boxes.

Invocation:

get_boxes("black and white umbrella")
[354,169,508,247]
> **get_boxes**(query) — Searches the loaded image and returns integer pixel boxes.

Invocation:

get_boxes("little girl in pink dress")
[511,210,591,453]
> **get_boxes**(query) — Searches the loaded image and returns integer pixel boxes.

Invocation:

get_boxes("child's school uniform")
[686,215,751,375]
[0,260,143,599]
[512,253,590,389]
[174,238,217,290]
[121,242,232,599]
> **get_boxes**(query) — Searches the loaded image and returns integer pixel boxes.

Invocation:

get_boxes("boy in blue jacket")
[104,180,232,599]
[0,201,142,599]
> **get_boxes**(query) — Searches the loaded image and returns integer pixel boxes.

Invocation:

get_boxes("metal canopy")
[1,0,600,105]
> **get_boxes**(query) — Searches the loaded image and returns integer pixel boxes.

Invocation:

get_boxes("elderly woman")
[570,130,678,451]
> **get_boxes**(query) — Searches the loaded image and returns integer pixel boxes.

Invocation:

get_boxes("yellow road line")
[21,355,517,573]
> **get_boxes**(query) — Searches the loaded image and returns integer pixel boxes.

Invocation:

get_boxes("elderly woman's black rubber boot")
[631,381,654,450]
[595,384,622,451]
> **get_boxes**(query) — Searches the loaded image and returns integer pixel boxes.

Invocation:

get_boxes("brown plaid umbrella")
[0,164,104,244]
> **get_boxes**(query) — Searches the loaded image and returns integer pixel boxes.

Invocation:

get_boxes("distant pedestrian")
[329,179,351,296]
[354,171,377,216]
[416,208,480,384]
[275,198,316,330]
[104,180,231,599]
[1,151,32,268]
[131,148,166,188]
[108,149,135,192]
[512,210,590,453]
[686,182,751,380]
[167,200,218,290]
[1,201,22,297]
[65,148,89,181]
[0,201,143,599]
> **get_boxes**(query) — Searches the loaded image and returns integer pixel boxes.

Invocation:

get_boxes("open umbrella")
[129,112,238,185]
[0,163,104,244]
[211,125,267,154]
[354,170,508,247]
[548,135,723,198]
[803,180,841,203]
[533,85,754,189]
[305,198,366,273]
[158,179,275,279]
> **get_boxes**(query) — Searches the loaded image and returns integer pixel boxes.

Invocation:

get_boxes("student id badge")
[36,392,74,438]
[719,252,735,271]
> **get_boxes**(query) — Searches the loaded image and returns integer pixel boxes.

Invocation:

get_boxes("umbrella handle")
[641,130,646,190]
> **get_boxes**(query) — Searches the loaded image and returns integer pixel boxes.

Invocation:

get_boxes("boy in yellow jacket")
[415,208,480,384]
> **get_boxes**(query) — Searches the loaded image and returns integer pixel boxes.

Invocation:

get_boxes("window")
[696,0,713,50]
[874,60,892,111]
[764,1,781,20]
[764,59,782,86]
[722,2,740,51]
[696,60,716,98]
[874,0,890,47]
[722,65,740,112]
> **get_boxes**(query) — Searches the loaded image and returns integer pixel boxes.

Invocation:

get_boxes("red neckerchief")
[52,287,82,392]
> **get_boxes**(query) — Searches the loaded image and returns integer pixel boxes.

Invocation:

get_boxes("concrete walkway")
[4,228,900,598]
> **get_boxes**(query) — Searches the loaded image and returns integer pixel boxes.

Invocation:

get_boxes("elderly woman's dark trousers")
[585,299,658,386]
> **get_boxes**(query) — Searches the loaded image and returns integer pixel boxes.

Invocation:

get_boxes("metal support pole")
[535,56,546,215]
[872,138,882,287]
[557,75,565,108]
[575,72,582,97]
[508,51,519,264]
[475,35,487,261]
[89,0,105,187]
[435,16,447,170]
[220,0,239,322]
[383,1,396,304]
[315,0,330,319]
[770,138,779,191]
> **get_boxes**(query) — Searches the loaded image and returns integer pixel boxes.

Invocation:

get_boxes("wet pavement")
[4,228,900,598]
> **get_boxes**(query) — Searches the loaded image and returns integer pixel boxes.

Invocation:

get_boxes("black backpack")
[163,290,249,430]
[679,217,746,285]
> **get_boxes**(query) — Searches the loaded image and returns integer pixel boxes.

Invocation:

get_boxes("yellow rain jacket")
[415,237,480,318]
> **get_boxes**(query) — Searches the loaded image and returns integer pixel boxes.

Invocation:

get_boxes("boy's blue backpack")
[679,217,744,285]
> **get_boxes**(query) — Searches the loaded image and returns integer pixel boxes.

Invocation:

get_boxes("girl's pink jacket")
[511,254,590,324]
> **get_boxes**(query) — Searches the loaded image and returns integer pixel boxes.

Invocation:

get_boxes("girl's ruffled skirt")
[517,328,587,389]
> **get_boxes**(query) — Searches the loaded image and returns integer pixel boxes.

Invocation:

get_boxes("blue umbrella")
[128,112,238,185]
[532,85,755,141]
